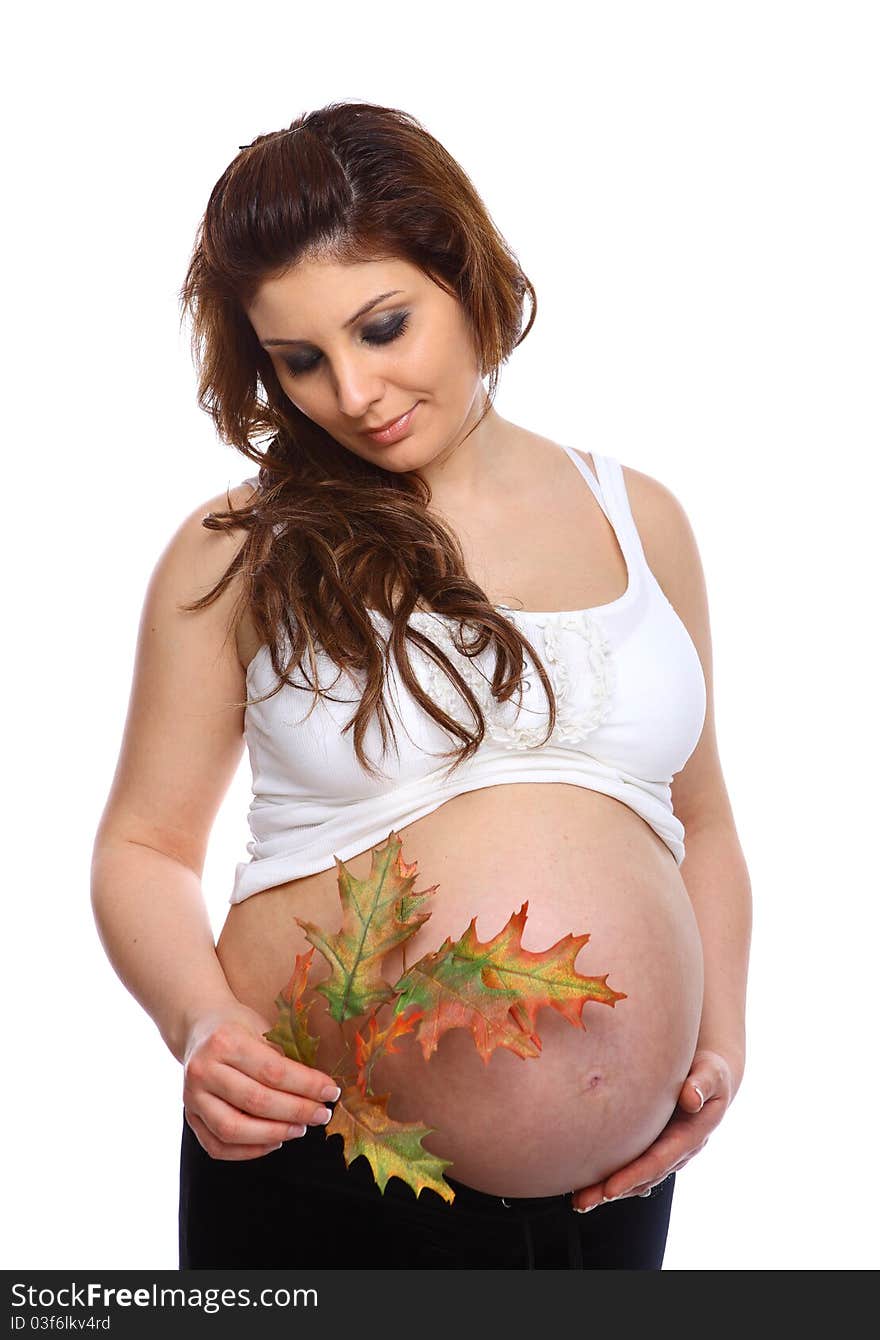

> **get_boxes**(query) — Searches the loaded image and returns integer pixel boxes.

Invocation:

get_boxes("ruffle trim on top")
[405,608,616,751]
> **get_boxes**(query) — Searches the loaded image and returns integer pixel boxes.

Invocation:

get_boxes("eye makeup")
[281,312,411,377]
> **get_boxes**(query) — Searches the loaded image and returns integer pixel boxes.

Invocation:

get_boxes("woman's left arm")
[571,467,753,1212]
[571,821,752,1211]
[683,815,753,1100]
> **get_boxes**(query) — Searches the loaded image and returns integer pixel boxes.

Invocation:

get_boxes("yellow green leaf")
[327,1087,455,1203]
[297,831,436,1023]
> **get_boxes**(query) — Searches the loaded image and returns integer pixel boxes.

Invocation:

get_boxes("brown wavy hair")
[178,99,559,780]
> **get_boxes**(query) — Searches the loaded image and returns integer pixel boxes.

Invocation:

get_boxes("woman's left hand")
[570,1048,738,1212]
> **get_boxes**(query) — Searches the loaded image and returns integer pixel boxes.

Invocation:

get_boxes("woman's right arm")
[91,482,339,1159]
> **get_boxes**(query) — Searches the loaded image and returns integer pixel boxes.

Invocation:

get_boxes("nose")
[327,352,388,421]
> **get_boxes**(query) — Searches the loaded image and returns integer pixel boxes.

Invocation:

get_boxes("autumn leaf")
[353,1005,425,1097]
[296,831,437,1023]
[263,946,321,1067]
[457,900,628,1033]
[390,939,543,1063]
[326,1087,455,1203]
[391,901,626,1062]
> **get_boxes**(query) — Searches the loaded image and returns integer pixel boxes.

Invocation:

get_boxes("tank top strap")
[590,453,651,582]
[558,445,647,604]
[558,445,614,520]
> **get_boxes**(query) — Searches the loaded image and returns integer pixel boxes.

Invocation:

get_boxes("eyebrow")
[261,290,405,347]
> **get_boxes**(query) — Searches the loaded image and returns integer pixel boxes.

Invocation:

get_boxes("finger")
[186,1109,285,1162]
[599,1131,693,1202]
[604,1183,647,1202]
[607,1179,655,1199]
[575,1177,654,1211]
[678,1056,726,1114]
[617,1178,659,1199]
[208,1060,336,1130]
[676,1077,708,1115]
[194,1089,312,1149]
[600,1152,675,1206]
[620,1147,703,1196]
[571,1182,607,1212]
[229,1035,341,1105]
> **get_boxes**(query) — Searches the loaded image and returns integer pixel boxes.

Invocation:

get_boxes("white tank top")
[230,447,707,904]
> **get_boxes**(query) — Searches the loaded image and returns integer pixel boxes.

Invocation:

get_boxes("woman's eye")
[282,312,410,377]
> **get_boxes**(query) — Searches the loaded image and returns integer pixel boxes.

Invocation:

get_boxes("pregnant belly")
[216,784,704,1198]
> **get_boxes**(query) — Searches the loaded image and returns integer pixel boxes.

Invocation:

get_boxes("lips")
[366,410,407,433]
[362,402,419,443]
[364,404,417,433]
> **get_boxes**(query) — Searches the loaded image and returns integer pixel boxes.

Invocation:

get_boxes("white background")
[3,0,878,1272]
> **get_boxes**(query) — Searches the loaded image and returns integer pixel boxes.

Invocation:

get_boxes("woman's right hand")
[182,1003,342,1161]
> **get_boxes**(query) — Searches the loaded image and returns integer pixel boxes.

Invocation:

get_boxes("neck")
[413,401,523,506]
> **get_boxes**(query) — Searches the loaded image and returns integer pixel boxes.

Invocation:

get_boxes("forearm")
[90,840,239,1065]
[679,818,753,1098]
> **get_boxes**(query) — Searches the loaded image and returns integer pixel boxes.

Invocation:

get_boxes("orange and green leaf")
[263,946,321,1067]
[391,901,626,1062]
[353,1006,425,1097]
[458,900,628,1032]
[297,831,437,1023]
[326,1087,455,1203]
[390,939,543,1063]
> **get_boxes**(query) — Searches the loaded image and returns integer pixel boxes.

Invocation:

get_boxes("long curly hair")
[178,99,558,781]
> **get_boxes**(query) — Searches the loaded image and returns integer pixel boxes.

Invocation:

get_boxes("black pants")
[178,1108,675,1269]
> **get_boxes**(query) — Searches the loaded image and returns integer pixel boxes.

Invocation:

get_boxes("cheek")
[281,378,322,417]
[408,329,473,396]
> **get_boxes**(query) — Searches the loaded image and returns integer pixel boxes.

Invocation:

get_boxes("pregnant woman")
[91,101,752,1270]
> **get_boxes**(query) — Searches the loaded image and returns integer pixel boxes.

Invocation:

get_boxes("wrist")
[164,989,243,1065]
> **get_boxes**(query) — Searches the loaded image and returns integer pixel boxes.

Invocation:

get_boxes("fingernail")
[321,1084,342,1101]
[693,1084,705,1110]
[574,1204,595,1213]
[285,1124,307,1139]
[309,1107,333,1125]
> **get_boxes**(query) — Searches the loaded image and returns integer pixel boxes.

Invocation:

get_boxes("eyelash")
[282,312,411,377]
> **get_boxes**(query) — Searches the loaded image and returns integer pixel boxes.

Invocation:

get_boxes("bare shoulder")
[168,476,260,575]
[564,445,600,485]
[616,460,736,832]
[617,462,701,604]
[546,443,696,596]
[92,474,261,866]
[157,475,260,668]
[615,459,709,652]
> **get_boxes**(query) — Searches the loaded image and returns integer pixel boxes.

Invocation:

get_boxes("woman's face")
[246,254,487,474]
